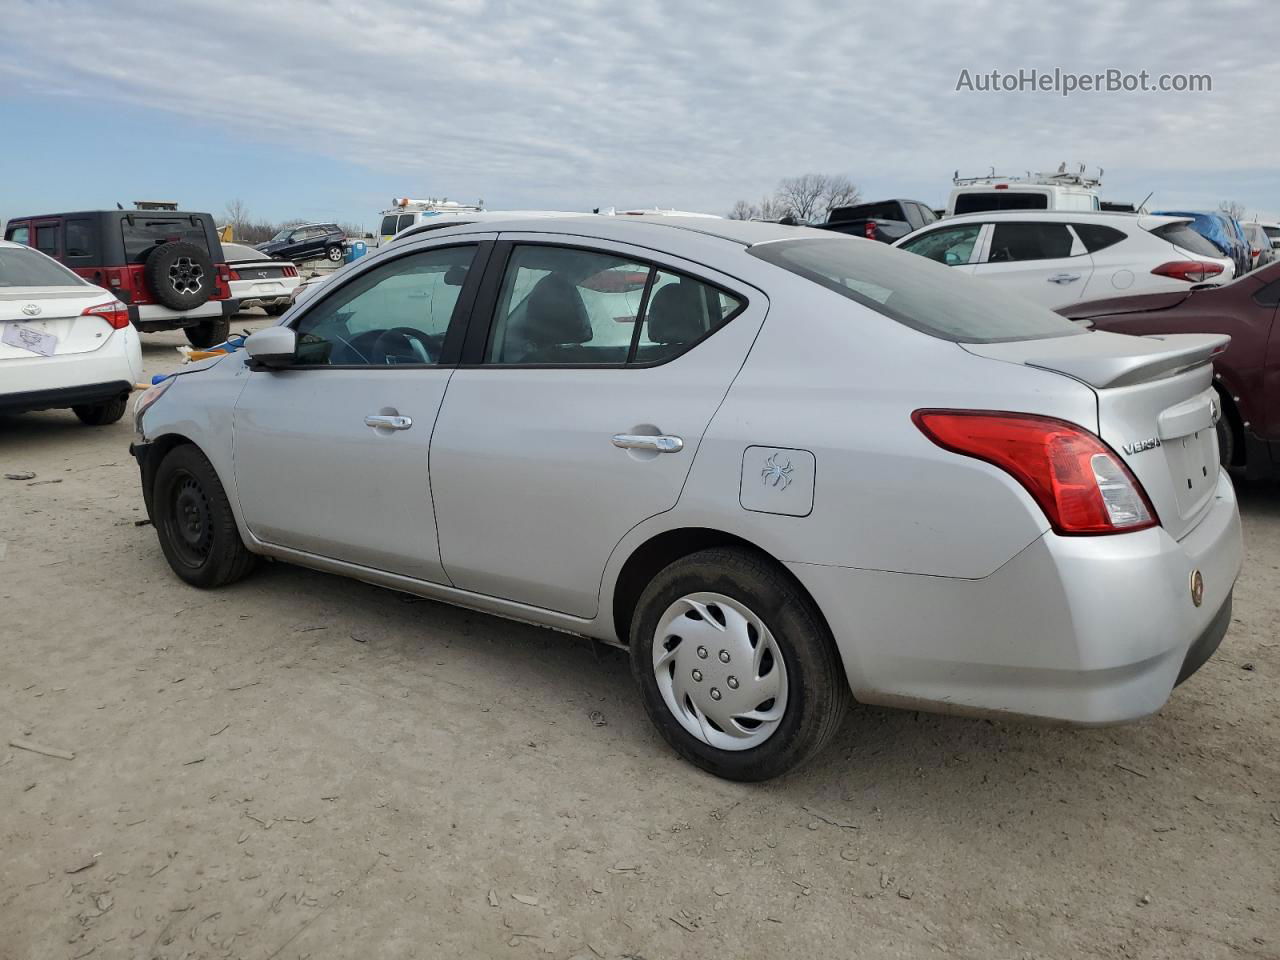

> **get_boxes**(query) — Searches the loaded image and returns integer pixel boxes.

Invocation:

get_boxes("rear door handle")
[612,434,683,453]
[365,415,413,431]
[1048,273,1081,284]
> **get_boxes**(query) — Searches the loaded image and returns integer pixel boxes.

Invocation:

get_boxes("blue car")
[1154,211,1251,276]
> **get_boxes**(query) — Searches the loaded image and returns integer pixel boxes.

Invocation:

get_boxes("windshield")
[749,237,1086,344]
[270,229,292,242]
[0,245,88,287]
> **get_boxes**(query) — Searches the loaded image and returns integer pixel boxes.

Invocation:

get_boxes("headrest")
[646,282,705,345]
[521,274,593,347]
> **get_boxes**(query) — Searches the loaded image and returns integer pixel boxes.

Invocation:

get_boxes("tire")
[1215,408,1235,468]
[186,318,231,349]
[143,241,216,311]
[152,444,256,588]
[325,245,344,263]
[630,547,849,781]
[72,396,127,426]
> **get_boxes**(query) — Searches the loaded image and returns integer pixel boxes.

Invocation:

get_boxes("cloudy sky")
[2,0,1277,229]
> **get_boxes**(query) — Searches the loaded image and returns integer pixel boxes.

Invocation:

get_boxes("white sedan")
[131,217,1242,780]
[222,242,301,316]
[0,240,141,425]
[894,211,1236,310]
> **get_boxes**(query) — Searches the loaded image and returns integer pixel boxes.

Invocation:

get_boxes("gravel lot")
[2,319,1278,959]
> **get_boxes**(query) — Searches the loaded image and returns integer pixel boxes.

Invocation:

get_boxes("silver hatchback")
[131,217,1243,780]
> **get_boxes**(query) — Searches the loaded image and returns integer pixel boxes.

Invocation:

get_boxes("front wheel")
[73,396,127,426]
[325,245,344,262]
[152,444,256,588]
[186,318,230,349]
[630,547,849,781]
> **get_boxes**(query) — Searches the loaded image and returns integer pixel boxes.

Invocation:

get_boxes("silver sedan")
[130,217,1243,780]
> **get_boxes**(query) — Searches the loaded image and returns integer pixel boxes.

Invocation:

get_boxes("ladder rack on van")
[952,167,1103,189]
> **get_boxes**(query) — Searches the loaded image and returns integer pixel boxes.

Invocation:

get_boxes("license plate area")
[1164,427,1217,517]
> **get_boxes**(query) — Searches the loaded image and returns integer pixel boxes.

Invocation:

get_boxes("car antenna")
[117,202,124,210]
[1136,191,1154,214]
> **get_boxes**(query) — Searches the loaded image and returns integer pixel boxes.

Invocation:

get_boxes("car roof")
[7,210,213,219]
[408,215,833,248]
[935,210,1187,225]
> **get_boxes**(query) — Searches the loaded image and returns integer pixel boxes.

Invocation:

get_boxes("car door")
[231,235,493,581]
[428,235,766,618]
[972,220,1094,308]
[896,222,984,276]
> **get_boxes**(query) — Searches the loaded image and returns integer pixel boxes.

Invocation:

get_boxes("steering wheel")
[371,326,434,364]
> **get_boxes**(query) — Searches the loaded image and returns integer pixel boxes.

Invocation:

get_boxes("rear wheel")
[1215,408,1236,468]
[630,547,848,781]
[152,444,256,588]
[186,318,230,349]
[325,245,344,262]
[72,397,127,426]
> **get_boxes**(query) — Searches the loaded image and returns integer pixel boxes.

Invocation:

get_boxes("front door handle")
[612,434,684,453]
[365,414,413,431]
[1048,273,1081,284]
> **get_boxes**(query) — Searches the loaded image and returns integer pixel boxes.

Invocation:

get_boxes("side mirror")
[244,326,297,369]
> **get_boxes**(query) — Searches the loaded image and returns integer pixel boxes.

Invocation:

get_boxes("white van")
[946,169,1102,217]
[374,198,484,246]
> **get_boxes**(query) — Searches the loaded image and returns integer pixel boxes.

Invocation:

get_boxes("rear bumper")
[0,379,132,414]
[790,469,1243,724]
[0,328,142,410]
[131,298,239,332]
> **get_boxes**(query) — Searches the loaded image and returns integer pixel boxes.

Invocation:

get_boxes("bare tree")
[775,174,829,222]
[821,175,861,214]
[773,173,861,223]
[1219,200,1246,220]
[224,198,251,231]
[757,195,787,221]
[728,199,756,220]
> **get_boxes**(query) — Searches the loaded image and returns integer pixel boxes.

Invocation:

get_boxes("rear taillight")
[912,410,1158,535]
[229,268,242,280]
[82,300,131,330]
[283,265,298,277]
[1151,260,1225,283]
[864,220,877,240]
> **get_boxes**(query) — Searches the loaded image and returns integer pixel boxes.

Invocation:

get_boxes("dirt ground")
[2,319,1278,960]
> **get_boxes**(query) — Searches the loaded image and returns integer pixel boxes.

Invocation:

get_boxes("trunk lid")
[964,331,1229,540]
[0,288,118,360]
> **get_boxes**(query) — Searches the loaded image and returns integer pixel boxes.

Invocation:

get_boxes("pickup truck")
[820,199,937,243]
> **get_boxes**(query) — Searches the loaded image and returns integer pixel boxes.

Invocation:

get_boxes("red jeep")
[3,210,240,347]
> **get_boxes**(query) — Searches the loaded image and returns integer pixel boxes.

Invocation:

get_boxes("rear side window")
[485,245,743,365]
[987,222,1074,262]
[0,245,86,287]
[1149,222,1225,259]
[1071,223,1126,253]
[64,219,95,259]
[35,224,58,256]
[899,224,982,266]
[7,224,30,245]
[380,215,398,236]
[954,192,1049,214]
[749,238,1084,344]
[121,217,209,264]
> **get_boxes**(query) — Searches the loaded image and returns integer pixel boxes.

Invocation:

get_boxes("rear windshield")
[1263,226,1280,241]
[954,191,1049,214]
[749,238,1085,344]
[829,202,904,222]
[222,242,271,261]
[1149,222,1225,259]
[122,217,210,264]
[0,246,88,287]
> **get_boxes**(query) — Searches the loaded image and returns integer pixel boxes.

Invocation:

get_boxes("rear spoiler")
[963,332,1230,389]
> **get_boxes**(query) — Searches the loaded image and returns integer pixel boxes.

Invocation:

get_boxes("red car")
[1059,261,1280,478]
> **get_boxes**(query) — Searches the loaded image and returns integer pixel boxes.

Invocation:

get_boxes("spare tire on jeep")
[144,241,215,311]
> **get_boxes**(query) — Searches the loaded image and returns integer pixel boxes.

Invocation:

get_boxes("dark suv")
[3,210,239,347]
[255,223,347,263]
